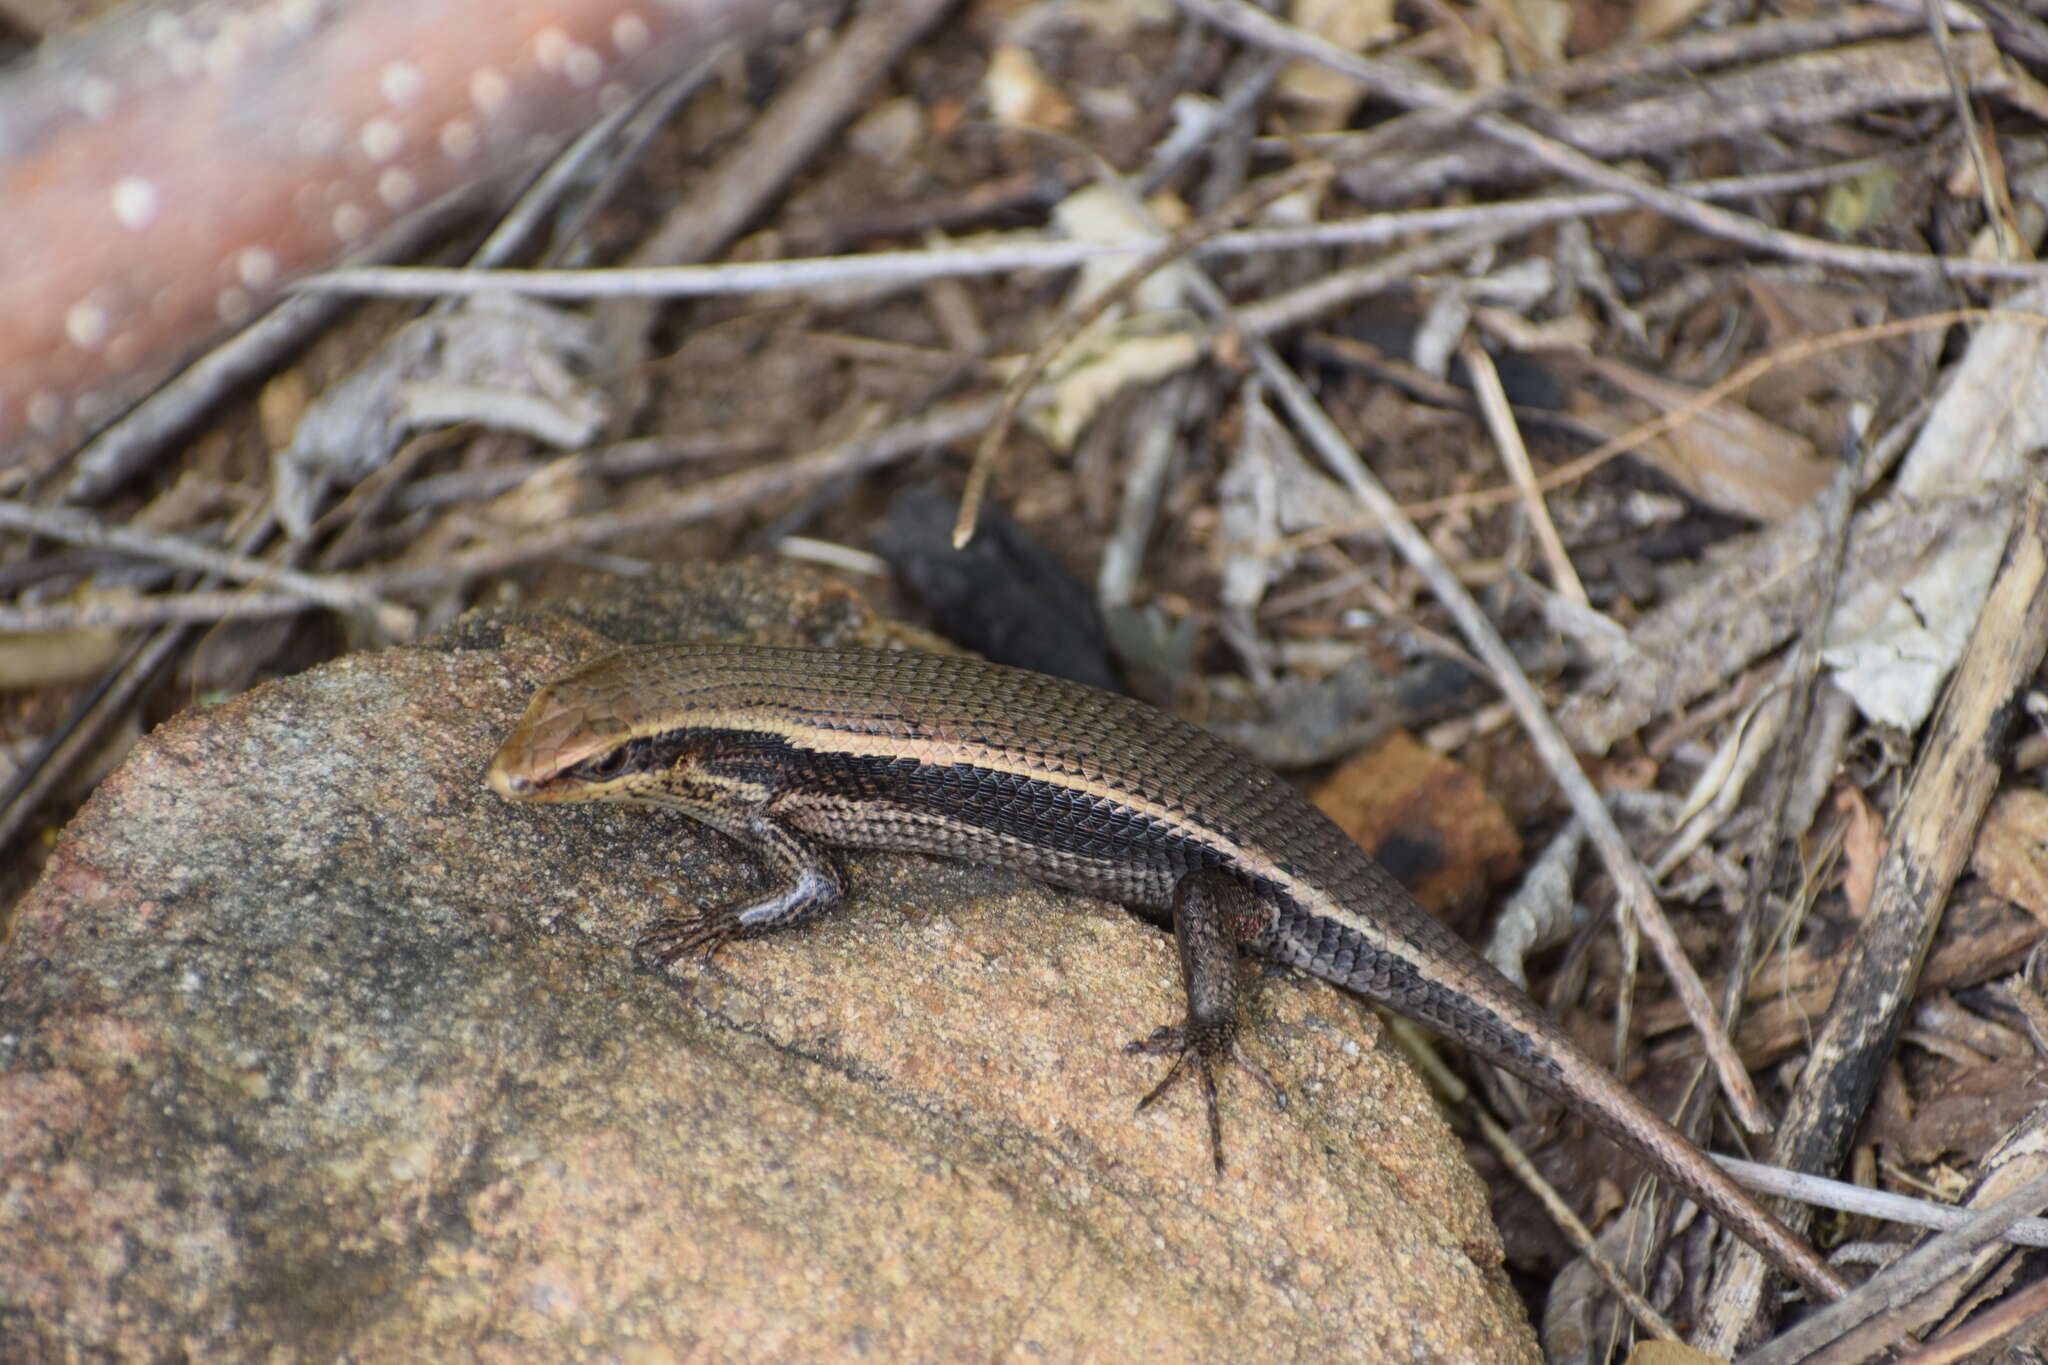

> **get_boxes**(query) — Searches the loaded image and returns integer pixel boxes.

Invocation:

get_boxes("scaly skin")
[488,642,1847,1303]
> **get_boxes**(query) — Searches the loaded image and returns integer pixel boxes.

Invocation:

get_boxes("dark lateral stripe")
[641,725,1224,870]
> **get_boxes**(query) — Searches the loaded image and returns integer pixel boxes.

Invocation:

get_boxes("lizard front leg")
[635,814,844,966]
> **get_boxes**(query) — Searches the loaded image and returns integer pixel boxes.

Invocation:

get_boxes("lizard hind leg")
[1123,867,1287,1174]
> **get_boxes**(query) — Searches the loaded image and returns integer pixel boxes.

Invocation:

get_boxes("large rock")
[0,562,1538,1361]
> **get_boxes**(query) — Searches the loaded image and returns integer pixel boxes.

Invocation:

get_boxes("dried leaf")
[1051,184,1192,316]
[1837,784,1885,920]
[1277,0,1398,126]
[1216,400,1293,617]
[1974,788,2048,926]
[275,295,608,536]
[1310,731,1522,914]
[1027,332,1200,452]
[982,44,1075,131]
[1569,355,1829,522]
[0,621,125,691]
[1825,283,2048,728]
[1820,513,2004,731]
[1486,819,1585,988]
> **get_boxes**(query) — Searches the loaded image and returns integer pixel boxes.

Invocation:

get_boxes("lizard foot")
[1125,1024,1285,1175]
[633,910,742,968]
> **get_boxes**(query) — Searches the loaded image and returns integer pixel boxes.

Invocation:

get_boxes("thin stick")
[306,159,1895,300]
[1712,1156,2048,1248]
[0,503,277,855]
[1461,340,1586,606]
[0,590,311,632]
[358,394,1018,592]
[1474,1105,1679,1342]
[0,499,415,637]
[391,432,774,513]
[1887,1274,2048,1365]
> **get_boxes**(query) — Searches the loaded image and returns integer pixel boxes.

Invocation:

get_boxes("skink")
[486,641,1847,1302]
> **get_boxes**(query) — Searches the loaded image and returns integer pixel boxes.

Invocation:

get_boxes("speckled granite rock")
[0,561,1538,1362]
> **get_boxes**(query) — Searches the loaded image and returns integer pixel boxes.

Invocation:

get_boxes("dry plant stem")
[310,210,1591,298]
[1736,1169,2048,1365]
[1099,379,1193,609]
[1306,331,1610,445]
[532,65,719,268]
[632,0,955,269]
[310,434,451,576]
[1979,0,2048,66]
[0,591,311,633]
[359,394,1015,592]
[795,158,1095,250]
[0,500,415,637]
[1738,453,1863,929]
[465,77,661,272]
[1460,340,1585,606]
[1522,6,1928,96]
[1705,486,2048,1352]
[0,633,168,859]
[1138,50,1286,200]
[1926,0,2019,261]
[1294,32,2020,210]
[1185,0,2048,283]
[1690,452,1864,1140]
[310,157,1900,301]
[1714,1156,2048,1246]
[392,432,775,513]
[1885,1274,2048,1365]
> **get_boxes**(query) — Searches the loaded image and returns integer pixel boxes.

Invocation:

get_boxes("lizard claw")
[1126,1024,1284,1175]
[633,910,741,968]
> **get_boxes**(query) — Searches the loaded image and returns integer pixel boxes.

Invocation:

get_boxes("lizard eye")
[578,749,631,781]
